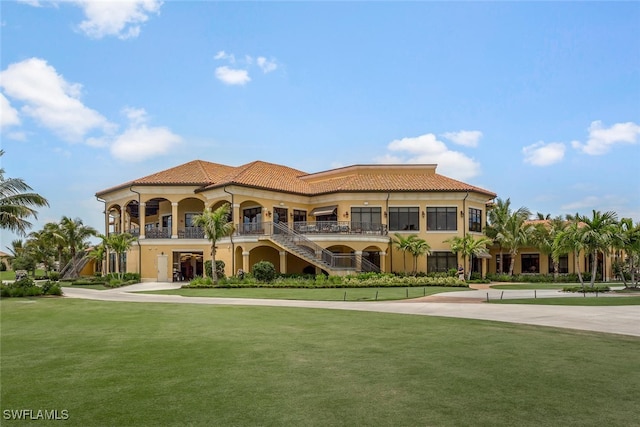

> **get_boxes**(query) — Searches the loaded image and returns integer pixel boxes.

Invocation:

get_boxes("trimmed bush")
[562,285,610,293]
[252,261,276,283]
[204,260,226,279]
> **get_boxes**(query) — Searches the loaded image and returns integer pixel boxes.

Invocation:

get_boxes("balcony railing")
[145,227,171,239]
[178,227,205,239]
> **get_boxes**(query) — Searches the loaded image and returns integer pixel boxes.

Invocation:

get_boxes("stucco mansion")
[95,160,589,282]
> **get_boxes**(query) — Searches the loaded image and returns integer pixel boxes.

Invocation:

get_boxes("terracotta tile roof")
[97,159,496,198]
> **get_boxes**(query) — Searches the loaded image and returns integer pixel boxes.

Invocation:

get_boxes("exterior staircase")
[60,251,90,280]
[267,222,380,276]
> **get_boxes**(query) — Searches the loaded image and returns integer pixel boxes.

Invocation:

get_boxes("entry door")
[157,254,168,282]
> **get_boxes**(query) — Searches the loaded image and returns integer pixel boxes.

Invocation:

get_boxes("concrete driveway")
[61,282,640,338]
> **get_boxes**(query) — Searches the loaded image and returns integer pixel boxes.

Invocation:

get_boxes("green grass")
[140,286,468,301]
[64,283,110,291]
[488,296,640,306]
[1,298,639,426]
[490,283,568,290]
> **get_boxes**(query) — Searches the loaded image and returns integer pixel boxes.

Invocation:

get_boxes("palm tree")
[192,204,234,284]
[486,198,511,274]
[445,234,492,280]
[0,150,49,236]
[105,232,136,278]
[60,216,98,261]
[88,234,108,277]
[578,210,618,288]
[494,204,532,275]
[42,221,67,271]
[611,218,640,288]
[392,233,415,274]
[554,216,586,288]
[26,228,56,276]
[530,216,567,280]
[407,237,430,275]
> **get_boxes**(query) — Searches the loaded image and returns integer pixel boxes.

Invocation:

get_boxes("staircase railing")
[60,251,90,280]
[272,222,355,271]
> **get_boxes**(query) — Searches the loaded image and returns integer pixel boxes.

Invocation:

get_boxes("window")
[293,209,307,223]
[426,207,457,231]
[496,254,512,274]
[548,254,568,274]
[351,207,381,226]
[468,208,482,232]
[243,207,262,223]
[274,207,288,224]
[521,254,540,273]
[185,213,198,228]
[161,214,172,229]
[388,207,419,231]
[427,252,457,273]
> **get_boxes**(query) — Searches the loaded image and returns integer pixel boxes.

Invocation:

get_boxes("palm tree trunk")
[590,250,598,288]
[211,243,218,284]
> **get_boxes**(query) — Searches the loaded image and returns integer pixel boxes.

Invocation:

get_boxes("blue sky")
[1,1,639,247]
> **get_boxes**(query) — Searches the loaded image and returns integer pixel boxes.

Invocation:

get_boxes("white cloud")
[560,194,630,216]
[74,0,162,39]
[0,57,113,142]
[0,93,20,128]
[441,130,482,147]
[257,56,277,73]
[214,50,236,62]
[572,120,640,155]
[377,133,481,181]
[19,0,162,39]
[109,107,182,161]
[522,141,566,166]
[215,66,251,86]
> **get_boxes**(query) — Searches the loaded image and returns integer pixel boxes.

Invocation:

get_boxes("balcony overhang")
[311,205,338,216]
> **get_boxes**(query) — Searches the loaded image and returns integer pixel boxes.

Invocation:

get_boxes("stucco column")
[243,251,250,274]
[379,251,387,273]
[120,210,126,235]
[279,251,287,274]
[139,203,146,239]
[171,202,179,239]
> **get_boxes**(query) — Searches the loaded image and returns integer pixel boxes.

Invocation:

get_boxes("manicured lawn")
[141,286,469,301]
[1,299,638,426]
[489,296,640,306]
[490,282,621,290]
[64,283,111,291]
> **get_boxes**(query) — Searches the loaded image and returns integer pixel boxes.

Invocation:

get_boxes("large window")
[388,207,419,231]
[427,251,457,273]
[496,254,512,274]
[273,207,288,224]
[426,207,457,231]
[468,208,482,232]
[521,254,540,274]
[293,209,307,223]
[548,254,569,274]
[351,207,381,226]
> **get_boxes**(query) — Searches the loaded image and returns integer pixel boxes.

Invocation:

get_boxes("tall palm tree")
[486,198,512,274]
[0,150,49,236]
[578,210,618,288]
[43,221,67,271]
[60,216,98,261]
[554,215,586,288]
[26,229,56,276]
[407,237,430,275]
[446,234,493,280]
[530,216,567,280]
[88,234,108,277]
[193,204,233,284]
[611,218,640,288]
[105,232,136,278]
[495,205,532,275]
[392,233,415,274]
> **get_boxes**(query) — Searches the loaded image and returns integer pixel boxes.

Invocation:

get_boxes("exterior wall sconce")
[289,212,294,219]
[460,210,465,217]
[421,211,425,218]
[343,212,349,218]
[265,210,272,218]
[383,211,387,218]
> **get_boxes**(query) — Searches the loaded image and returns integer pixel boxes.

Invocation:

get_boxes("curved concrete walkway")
[61,283,640,338]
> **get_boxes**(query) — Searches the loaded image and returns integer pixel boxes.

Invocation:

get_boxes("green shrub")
[252,261,276,283]
[205,260,226,279]
[48,271,61,281]
[183,276,215,288]
[562,285,610,293]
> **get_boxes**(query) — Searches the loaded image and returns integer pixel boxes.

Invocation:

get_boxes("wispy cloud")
[522,141,566,166]
[0,93,20,128]
[441,130,482,147]
[572,120,640,155]
[214,50,279,85]
[0,57,113,141]
[215,66,251,86]
[19,0,162,39]
[376,133,481,181]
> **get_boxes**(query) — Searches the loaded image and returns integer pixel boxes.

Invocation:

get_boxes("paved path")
[61,283,640,338]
